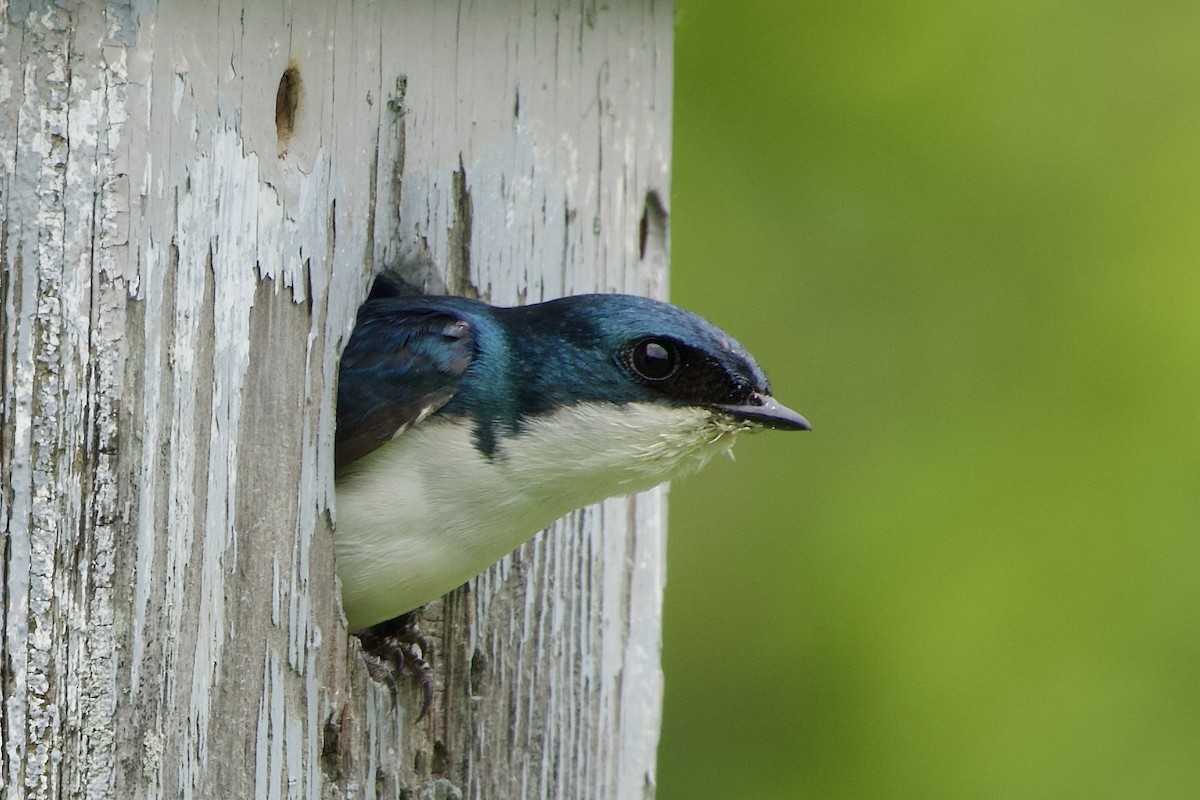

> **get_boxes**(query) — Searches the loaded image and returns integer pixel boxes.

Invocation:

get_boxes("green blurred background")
[659,2,1200,798]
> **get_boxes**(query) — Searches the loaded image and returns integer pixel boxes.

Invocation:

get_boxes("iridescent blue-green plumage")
[337,289,806,467]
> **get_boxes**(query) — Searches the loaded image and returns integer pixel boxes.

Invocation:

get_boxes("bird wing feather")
[335,304,476,469]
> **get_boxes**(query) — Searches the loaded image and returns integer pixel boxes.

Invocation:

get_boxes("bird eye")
[629,338,679,381]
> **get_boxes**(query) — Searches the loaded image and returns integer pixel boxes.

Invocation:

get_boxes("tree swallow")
[334,283,809,632]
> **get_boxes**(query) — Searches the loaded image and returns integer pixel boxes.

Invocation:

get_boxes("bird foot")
[355,611,435,719]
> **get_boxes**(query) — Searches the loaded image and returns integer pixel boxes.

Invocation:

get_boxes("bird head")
[492,293,810,435]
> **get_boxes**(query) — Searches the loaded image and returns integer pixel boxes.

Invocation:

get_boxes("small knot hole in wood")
[639,190,668,261]
[275,64,301,144]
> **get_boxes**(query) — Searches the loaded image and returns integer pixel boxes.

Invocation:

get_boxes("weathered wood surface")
[0,1,672,798]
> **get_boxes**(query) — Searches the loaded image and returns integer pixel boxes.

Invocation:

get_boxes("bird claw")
[355,611,435,719]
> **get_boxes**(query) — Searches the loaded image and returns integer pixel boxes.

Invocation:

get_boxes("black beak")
[714,392,811,431]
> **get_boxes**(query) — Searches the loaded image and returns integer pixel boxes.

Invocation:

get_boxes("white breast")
[334,401,747,630]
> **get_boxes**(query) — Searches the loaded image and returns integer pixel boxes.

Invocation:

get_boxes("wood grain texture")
[0,1,672,797]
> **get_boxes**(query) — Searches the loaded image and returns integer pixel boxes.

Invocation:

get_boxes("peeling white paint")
[1,1,671,798]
